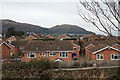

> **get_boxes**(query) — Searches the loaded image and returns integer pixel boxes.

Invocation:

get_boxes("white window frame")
[73,47,77,50]
[10,52,13,56]
[59,52,68,58]
[42,53,46,56]
[49,52,56,56]
[19,46,24,50]
[27,52,36,58]
[111,54,120,60]
[96,54,104,60]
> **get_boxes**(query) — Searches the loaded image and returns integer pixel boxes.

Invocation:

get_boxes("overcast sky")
[0,0,118,35]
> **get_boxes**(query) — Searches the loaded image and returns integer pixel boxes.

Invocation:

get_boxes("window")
[73,47,77,50]
[111,54,120,60]
[96,54,104,60]
[19,46,24,50]
[42,53,46,56]
[10,52,13,56]
[60,52,68,58]
[49,52,56,56]
[27,53,36,58]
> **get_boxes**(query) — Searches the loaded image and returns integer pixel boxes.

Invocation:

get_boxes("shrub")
[29,58,53,70]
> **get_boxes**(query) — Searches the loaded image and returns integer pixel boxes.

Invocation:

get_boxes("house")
[0,42,12,59]
[0,41,20,60]
[21,40,80,62]
[25,35,37,41]
[44,34,54,39]
[112,44,120,49]
[11,40,28,53]
[81,34,99,41]
[85,44,95,60]
[85,44,120,60]
[8,42,19,55]
[6,36,17,43]
[57,34,70,40]
[6,35,23,43]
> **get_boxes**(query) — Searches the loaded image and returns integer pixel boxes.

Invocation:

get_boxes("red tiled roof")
[23,40,74,52]
[57,34,70,39]
[83,37,119,48]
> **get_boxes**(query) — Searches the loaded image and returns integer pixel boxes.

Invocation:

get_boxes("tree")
[77,0,120,36]
[6,27,16,37]
[6,27,24,37]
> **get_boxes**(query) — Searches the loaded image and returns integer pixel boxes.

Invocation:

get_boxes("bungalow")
[25,35,37,41]
[81,34,99,41]
[57,34,70,40]
[6,36,16,43]
[85,44,120,60]
[6,35,23,43]
[21,40,80,62]
[44,34,54,39]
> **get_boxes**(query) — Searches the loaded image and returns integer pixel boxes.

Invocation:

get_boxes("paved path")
[53,66,120,71]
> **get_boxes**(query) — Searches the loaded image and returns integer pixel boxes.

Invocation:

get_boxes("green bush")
[108,67,120,80]
[2,58,53,70]
[29,59,53,70]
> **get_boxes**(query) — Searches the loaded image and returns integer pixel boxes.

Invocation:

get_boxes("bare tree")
[77,0,120,36]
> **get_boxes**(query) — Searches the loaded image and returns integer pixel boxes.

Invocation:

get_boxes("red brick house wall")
[0,43,11,59]
[91,49,120,60]
[9,44,19,55]
[21,52,40,62]
[22,51,77,62]
[85,44,95,60]
[22,45,80,62]
[48,52,73,61]
[21,40,80,62]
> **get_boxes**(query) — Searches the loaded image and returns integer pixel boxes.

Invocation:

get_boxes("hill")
[50,24,93,34]
[1,19,48,34]
[1,19,93,34]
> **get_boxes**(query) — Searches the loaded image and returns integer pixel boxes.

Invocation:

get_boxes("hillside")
[1,19,93,34]
[1,19,48,34]
[50,24,93,34]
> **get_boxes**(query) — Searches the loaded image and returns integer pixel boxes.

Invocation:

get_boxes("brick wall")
[1,43,11,59]
[91,49,120,60]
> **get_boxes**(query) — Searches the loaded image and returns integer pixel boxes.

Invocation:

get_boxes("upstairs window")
[96,54,104,60]
[111,54,120,60]
[27,53,36,58]
[60,52,68,58]
[49,52,56,56]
